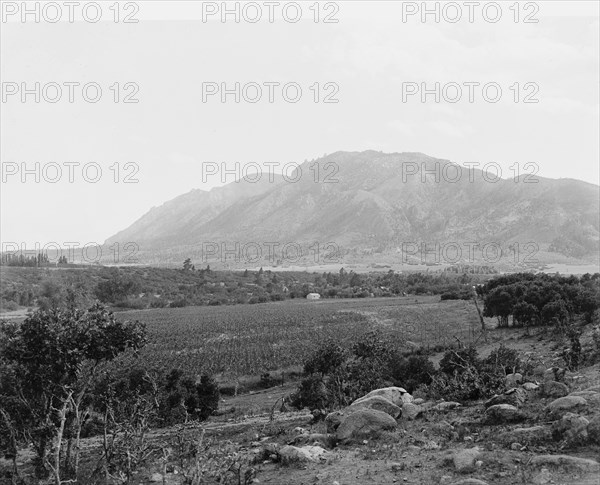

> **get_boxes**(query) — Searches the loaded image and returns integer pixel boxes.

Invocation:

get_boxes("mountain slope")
[105,151,600,264]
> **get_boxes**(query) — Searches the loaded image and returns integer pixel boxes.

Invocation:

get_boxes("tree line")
[479,272,599,328]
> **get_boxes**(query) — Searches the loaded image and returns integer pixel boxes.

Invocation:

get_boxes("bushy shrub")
[0,299,19,311]
[91,366,219,431]
[389,355,436,392]
[482,344,520,375]
[424,367,488,402]
[194,375,220,420]
[327,358,388,407]
[291,331,400,411]
[169,298,188,308]
[289,375,328,410]
[421,344,513,402]
[303,339,347,376]
[439,346,480,375]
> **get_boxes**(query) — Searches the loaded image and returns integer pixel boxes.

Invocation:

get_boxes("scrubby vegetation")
[0,305,219,483]
[1,264,490,312]
[290,332,437,411]
[290,334,524,411]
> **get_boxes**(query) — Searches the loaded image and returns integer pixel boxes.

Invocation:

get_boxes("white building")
[306,293,321,300]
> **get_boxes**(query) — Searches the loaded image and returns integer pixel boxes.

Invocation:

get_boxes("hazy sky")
[1,1,599,247]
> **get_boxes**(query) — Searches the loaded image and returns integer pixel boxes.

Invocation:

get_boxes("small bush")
[482,344,521,375]
[289,375,328,410]
[169,298,188,308]
[303,339,347,376]
[421,344,515,402]
[389,355,436,392]
[439,346,480,375]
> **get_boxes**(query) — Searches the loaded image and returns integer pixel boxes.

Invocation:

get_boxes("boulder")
[401,402,423,420]
[530,454,600,472]
[433,401,462,412]
[485,404,525,424]
[546,396,587,419]
[354,387,412,406]
[279,445,330,464]
[325,408,359,433]
[484,388,527,408]
[540,381,569,398]
[505,373,523,388]
[522,382,540,391]
[452,447,481,473]
[350,395,401,418]
[551,413,589,445]
[586,415,600,445]
[335,409,397,443]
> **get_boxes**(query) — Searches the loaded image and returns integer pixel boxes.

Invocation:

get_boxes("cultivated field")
[117,296,482,378]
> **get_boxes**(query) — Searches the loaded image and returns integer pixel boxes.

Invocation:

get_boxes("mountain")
[105,151,600,266]
[106,173,284,249]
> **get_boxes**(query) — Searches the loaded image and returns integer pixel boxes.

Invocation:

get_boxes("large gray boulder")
[350,395,401,418]
[335,409,397,443]
[401,402,423,420]
[586,415,600,445]
[354,387,413,406]
[546,396,587,419]
[540,380,569,398]
[522,382,540,391]
[551,413,589,445]
[325,408,359,433]
[485,404,526,424]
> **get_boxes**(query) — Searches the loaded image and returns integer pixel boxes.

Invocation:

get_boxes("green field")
[117,296,481,378]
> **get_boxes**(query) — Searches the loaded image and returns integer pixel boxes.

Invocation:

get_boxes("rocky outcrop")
[350,395,401,418]
[540,381,569,398]
[551,413,589,445]
[335,409,397,443]
[485,404,526,424]
[401,402,423,420]
[545,396,587,419]
[354,387,413,407]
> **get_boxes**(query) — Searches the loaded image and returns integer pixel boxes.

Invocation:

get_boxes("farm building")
[306,293,321,300]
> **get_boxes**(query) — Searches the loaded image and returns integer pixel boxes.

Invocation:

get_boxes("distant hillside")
[105,151,600,267]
